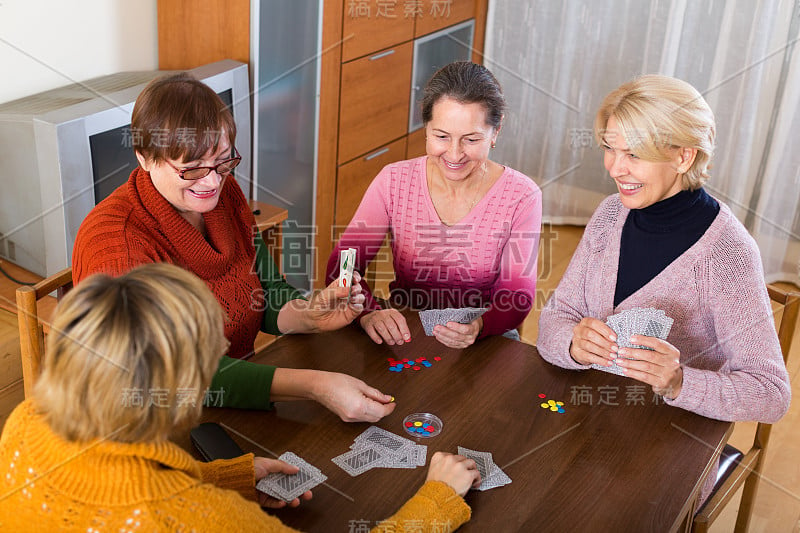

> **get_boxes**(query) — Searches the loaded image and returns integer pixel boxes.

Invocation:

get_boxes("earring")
[491,141,496,148]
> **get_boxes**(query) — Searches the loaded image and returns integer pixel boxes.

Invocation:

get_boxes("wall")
[0,0,158,104]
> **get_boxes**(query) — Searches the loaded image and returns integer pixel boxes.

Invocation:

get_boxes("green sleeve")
[204,356,275,410]
[253,231,306,335]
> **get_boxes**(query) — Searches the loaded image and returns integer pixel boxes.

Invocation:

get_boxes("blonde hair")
[594,74,716,189]
[34,263,228,443]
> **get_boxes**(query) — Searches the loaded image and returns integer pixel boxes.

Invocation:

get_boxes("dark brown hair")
[420,61,505,129]
[131,72,236,163]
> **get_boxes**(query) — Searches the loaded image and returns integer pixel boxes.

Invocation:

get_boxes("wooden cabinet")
[335,137,407,230]
[338,43,413,164]
[317,0,489,287]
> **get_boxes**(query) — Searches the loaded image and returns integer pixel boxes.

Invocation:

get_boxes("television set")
[0,59,252,277]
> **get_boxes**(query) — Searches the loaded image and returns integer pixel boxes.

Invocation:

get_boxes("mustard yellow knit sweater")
[0,401,470,532]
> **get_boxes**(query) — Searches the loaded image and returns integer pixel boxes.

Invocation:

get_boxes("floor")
[1,225,798,531]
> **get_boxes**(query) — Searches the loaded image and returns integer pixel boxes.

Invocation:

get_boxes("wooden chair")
[692,283,799,532]
[15,267,73,397]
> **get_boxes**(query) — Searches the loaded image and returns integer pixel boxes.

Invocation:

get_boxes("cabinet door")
[414,0,476,37]
[406,127,427,159]
[341,3,415,62]
[335,137,407,231]
[338,42,413,164]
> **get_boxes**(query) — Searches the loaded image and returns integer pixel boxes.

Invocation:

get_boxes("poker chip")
[403,413,442,438]
[538,393,566,413]
[387,356,442,373]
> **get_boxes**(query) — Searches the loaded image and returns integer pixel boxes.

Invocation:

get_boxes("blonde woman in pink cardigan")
[327,62,542,349]
[538,75,790,424]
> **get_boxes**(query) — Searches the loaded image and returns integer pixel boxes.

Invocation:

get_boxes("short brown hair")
[131,72,237,164]
[421,61,505,129]
[34,263,228,443]
[594,74,716,189]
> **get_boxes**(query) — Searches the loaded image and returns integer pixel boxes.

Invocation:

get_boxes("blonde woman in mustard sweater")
[0,263,479,531]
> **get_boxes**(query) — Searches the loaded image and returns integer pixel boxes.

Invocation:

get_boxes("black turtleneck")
[614,188,720,307]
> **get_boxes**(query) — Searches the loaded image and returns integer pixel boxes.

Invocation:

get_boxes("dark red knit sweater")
[73,167,262,359]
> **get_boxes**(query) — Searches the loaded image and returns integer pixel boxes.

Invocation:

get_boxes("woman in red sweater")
[72,73,394,422]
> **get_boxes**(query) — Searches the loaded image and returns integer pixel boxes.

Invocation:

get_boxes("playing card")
[419,307,488,336]
[351,426,427,469]
[256,451,327,502]
[354,426,414,453]
[333,442,391,476]
[478,467,512,491]
[591,307,674,376]
[457,446,497,480]
[457,446,511,491]
[338,248,356,288]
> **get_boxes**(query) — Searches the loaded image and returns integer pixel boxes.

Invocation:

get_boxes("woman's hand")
[278,272,366,334]
[359,308,411,345]
[311,371,397,422]
[569,317,618,366]
[433,317,482,349]
[613,335,683,399]
[425,452,481,497]
[254,457,313,509]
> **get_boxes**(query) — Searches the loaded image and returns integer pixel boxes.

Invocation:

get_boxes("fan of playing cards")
[591,307,674,376]
[419,307,488,336]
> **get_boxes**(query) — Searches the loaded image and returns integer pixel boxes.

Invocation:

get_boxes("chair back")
[15,267,73,397]
[692,283,799,532]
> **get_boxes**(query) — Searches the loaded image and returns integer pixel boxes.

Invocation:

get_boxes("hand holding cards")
[592,307,674,376]
[256,452,327,503]
[419,307,488,336]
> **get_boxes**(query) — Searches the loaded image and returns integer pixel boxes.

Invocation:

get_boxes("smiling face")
[136,139,232,221]
[425,97,498,183]
[602,115,693,210]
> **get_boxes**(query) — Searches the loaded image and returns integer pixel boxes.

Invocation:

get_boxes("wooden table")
[177,313,732,532]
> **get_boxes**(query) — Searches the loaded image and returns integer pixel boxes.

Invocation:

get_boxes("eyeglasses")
[167,147,242,180]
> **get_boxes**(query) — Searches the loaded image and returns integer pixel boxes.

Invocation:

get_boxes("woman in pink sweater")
[327,62,542,349]
[537,75,790,425]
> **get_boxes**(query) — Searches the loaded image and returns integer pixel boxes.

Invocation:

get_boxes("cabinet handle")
[364,147,390,161]
[369,49,395,61]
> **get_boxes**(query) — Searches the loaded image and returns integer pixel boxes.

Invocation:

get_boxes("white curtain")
[485,0,800,283]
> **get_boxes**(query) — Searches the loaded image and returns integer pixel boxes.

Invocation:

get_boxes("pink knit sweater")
[327,156,542,337]
[537,194,791,423]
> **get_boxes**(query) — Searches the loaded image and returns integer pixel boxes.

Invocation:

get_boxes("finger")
[259,496,288,509]
[379,314,408,345]
[352,270,362,284]
[274,460,300,475]
[362,399,397,422]
[393,313,412,342]
[360,317,385,344]
[361,384,394,404]
[370,319,400,345]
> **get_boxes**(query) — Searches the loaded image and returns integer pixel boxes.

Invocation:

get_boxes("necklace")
[467,163,488,209]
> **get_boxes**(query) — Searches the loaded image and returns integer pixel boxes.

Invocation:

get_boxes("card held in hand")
[419,307,488,336]
[256,451,327,502]
[338,248,357,288]
[591,307,674,376]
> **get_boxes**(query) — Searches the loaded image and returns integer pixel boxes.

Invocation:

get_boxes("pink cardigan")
[537,194,790,423]
[327,156,542,337]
